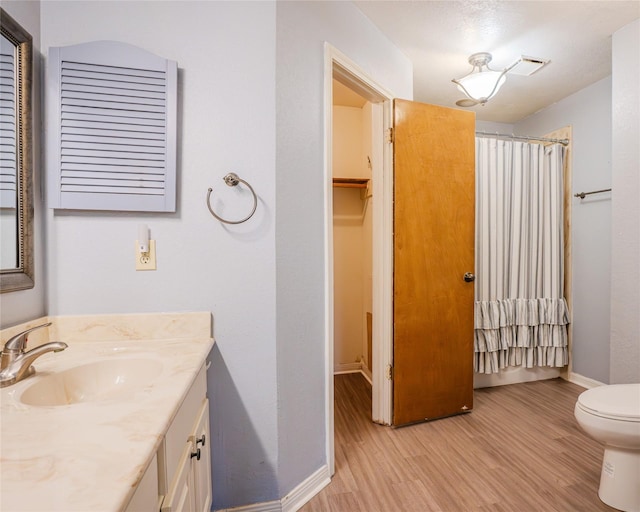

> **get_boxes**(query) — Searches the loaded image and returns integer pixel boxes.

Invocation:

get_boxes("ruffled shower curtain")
[474,138,570,374]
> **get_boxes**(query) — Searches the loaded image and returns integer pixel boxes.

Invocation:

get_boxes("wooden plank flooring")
[302,374,614,512]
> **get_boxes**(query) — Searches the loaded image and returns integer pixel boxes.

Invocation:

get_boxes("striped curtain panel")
[474,137,570,374]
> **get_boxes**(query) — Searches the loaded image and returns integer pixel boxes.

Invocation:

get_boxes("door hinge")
[385,364,393,380]
[385,127,394,144]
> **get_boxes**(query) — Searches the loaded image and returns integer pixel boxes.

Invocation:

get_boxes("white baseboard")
[216,465,330,512]
[216,500,281,512]
[564,371,606,389]
[281,465,330,512]
[334,361,372,385]
[334,362,362,374]
[360,364,372,385]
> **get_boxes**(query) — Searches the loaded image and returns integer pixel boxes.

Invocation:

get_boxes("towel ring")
[206,173,257,225]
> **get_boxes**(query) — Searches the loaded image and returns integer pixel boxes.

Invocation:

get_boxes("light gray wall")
[36,0,413,508]
[275,1,412,496]
[515,77,613,384]
[475,120,515,134]
[0,0,46,328]
[610,19,640,384]
[40,2,278,508]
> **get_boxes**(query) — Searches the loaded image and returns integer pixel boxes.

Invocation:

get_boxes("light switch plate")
[135,239,157,271]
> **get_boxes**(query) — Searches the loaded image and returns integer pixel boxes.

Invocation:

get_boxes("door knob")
[463,272,475,282]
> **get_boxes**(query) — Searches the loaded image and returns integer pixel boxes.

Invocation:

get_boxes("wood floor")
[302,374,614,512]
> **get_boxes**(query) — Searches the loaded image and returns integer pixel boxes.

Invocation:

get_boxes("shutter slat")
[61,83,166,101]
[61,112,165,127]
[61,134,165,147]
[62,141,165,152]
[63,61,165,80]
[62,70,164,88]
[62,119,165,133]
[60,162,168,175]
[62,185,165,195]
[61,155,165,167]
[61,104,165,121]
[62,149,165,161]
[61,97,166,114]
[61,176,164,187]
[62,90,165,107]
[61,76,165,94]
[61,127,165,141]
[61,170,164,181]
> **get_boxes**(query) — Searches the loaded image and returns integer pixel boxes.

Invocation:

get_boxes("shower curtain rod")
[475,131,570,146]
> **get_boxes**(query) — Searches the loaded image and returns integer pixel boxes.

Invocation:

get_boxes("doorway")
[331,83,375,383]
[324,45,394,475]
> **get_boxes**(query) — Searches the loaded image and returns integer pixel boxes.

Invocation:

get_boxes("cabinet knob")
[196,434,206,447]
[190,448,201,461]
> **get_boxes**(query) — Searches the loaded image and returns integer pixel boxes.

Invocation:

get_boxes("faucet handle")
[3,322,53,353]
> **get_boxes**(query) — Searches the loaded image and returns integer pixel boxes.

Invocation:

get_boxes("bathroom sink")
[20,358,163,406]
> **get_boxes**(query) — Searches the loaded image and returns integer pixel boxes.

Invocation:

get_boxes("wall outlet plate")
[135,239,157,271]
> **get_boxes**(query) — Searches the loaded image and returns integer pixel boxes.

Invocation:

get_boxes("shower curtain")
[474,137,570,374]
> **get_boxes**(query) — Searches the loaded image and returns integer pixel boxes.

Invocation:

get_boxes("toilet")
[574,383,640,512]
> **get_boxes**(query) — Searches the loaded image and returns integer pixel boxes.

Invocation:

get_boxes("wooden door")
[392,99,475,426]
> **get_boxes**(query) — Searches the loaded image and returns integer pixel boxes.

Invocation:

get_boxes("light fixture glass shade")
[452,52,509,105]
[456,70,506,101]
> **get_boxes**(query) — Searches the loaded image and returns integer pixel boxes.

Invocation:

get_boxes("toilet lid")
[577,384,640,421]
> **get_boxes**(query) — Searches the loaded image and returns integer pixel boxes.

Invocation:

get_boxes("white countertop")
[0,313,214,512]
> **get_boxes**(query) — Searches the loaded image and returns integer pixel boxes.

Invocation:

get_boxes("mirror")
[0,9,33,293]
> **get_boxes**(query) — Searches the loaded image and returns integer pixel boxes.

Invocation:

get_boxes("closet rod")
[475,131,569,146]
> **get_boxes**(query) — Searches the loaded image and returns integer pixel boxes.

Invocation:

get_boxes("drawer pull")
[196,434,206,447]
[190,448,201,461]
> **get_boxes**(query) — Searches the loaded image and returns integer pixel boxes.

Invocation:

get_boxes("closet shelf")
[332,178,369,189]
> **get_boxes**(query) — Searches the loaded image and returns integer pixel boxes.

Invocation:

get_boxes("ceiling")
[353,1,640,123]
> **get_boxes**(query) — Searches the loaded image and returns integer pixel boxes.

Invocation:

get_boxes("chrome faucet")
[0,323,68,388]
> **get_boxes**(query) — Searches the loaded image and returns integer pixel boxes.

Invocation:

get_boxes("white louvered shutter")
[47,41,177,211]
[0,34,16,209]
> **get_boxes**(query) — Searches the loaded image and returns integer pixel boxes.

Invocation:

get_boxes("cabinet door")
[192,400,212,512]
[161,443,196,512]
[124,454,159,512]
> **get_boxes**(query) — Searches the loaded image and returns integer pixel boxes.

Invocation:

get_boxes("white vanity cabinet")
[159,364,212,512]
[125,364,212,512]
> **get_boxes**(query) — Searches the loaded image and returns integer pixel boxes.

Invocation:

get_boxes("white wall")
[40,2,278,508]
[516,77,613,384]
[475,120,515,134]
[333,188,366,369]
[275,0,412,497]
[0,0,46,328]
[332,106,365,179]
[610,19,640,384]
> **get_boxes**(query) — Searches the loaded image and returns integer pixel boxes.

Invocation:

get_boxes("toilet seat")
[577,384,640,422]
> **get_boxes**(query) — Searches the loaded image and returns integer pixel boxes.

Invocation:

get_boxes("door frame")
[323,43,394,475]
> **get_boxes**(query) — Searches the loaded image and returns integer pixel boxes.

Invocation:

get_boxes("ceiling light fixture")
[452,52,510,107]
